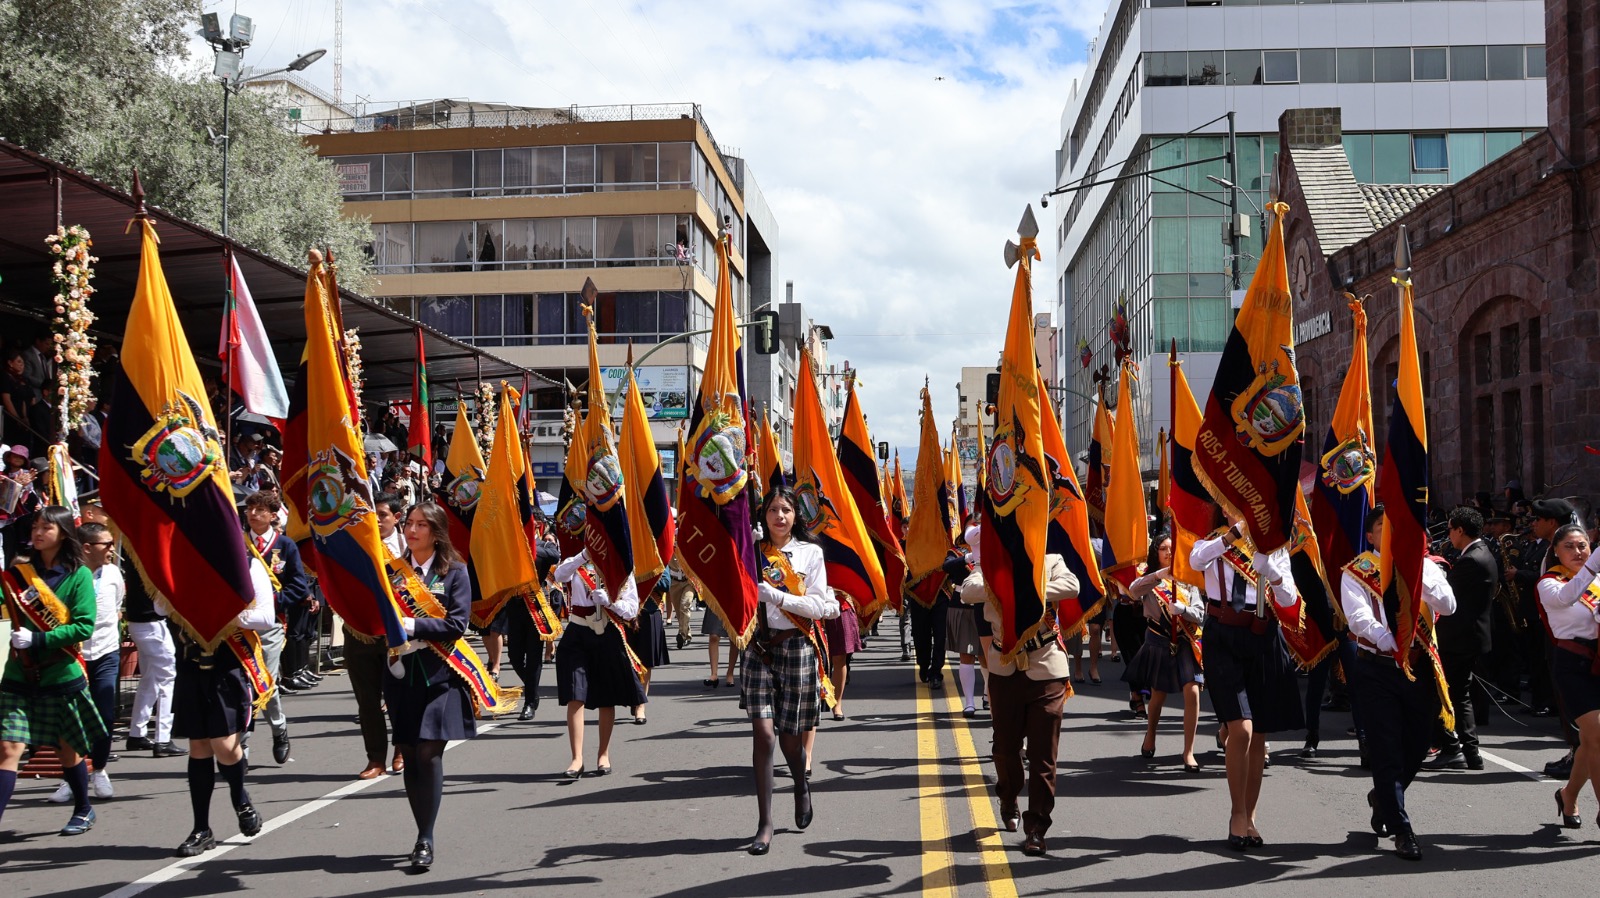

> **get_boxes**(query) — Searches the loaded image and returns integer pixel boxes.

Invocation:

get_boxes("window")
[565,145,595,191]
[1373,133,1412,183]
[414,222,474,271]
[1300,48,1336,83]
[1500,323,1521,378]
[535,294,566,346]
[1474,332,1493,384]
[331,154,382,199]
[1144,52,1187,87]
[1412,135,1447,172]
[418,296,472,339]
[1374,47,1412,82]
[1526,45,1546,78]
[1486,130,1524,162]
[1263,50,1298,84]
[1413,47,1447,81]
[371,223,413,273]
[596,143,658,190]
[413,151,472,196]
[1153,218,1188,273]
[503,295,532,347]
[1448,132,1485,181]
[659,143,693,185]
[659,291,688,335]
[1451,46,1486,81]
[1337,48,1373,83]
[1188,50,1223,86]
[1342,133,1374,183]
[475,296,505,346]
[596,216,655,265]
[473,149,502,196]
[1487,45,1523,80]
[474,220,505,269]
[1225,50,1262,85]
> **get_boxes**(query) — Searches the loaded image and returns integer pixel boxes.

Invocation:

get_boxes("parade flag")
[1102,361,1147,588]
[1311,296,1376,579]
[1038,370,1108,637]
[555,416,587,559]
[948,424,968,533]
[576,301,634,596]
[218,251,289,428]
[1167,343,1210,592]
[890,451,910,545]
[1085,385,1113,528]
[837,376,906,613]
[620,360,674,583]
[905,385,953,608]
[757,404,786,500]
[1377,228,1431,676]
[408,329,432,469]
[297,253,406,646]
[436,402,485,561]
[99,217,255,650]
[471,386,551,629]
[1156,428,1169,519]
[791,353,889,619]
[1274,489,1339,669]
[675,232,761,646]
[978,207,1055,661]
[1194,202,1304,553]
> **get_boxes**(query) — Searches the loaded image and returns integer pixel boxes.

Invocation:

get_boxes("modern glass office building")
[1052,0,1547,463]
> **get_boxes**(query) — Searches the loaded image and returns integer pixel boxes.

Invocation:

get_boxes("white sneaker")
[90,769,114,799]
[48,781,73,803]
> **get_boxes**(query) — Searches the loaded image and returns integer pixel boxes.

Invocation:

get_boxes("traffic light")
[752,309,780,354]
[985,372,1000,405]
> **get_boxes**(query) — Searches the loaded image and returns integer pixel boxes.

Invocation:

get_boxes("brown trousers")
[342,628,389,765]
[988,671,1068,835]
[667,578,695,642]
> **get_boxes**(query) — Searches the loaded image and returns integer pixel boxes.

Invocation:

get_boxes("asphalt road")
[2,613,1595,897]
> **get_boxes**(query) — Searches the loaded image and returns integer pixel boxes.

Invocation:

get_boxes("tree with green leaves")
[0,0,371,287]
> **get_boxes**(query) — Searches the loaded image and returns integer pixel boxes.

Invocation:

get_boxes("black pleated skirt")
[1122,629,1203,694]
[385,675,477,744]
[626,603,672,669]
[557,622,647,708]
[173,659,252,740]
[1202,616,1305,733]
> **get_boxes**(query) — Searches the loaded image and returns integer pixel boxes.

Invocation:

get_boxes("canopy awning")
[0,139,550,404]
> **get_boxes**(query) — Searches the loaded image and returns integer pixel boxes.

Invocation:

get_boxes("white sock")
[959,663,976,709]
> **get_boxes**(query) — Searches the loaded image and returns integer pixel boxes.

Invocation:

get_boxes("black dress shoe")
[126,736,154,752]
[409,839,434,868]
[900,650,911,662]
[747,837,771,856]
[1394,831,1422,860]
[595,765,612,776]
[176,829,216,857]
[272,728,291,764]
[1140,745,1155,760]
[277,681,301,696]
[1299,737,1319,760]
[1545,752,1574,779]
[152,741,187,758]
[1423,750,1467,770]
[1022,832,1046,856]
[795,790,813,830]
[1000,804,1020,832]
[237,804,263,837]
[1531,706,1556,717]
[1368,790,1390,836]
[1227,832,1249,851]
[518,703,536,721]
[1464,754,1484,770]
[564,766,585,779]
[1555,788,1582,829]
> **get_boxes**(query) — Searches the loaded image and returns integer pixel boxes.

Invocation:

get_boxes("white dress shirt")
[160,556,277,631]
[758,539,840,628]
[1536,554,1600,641]
[82,562,126,662]
[1189,531,1299,609]
[553,549,639,620]
[1340,558,1456,652]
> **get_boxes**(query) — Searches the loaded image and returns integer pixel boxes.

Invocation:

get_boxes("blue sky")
[194,0,1109,455]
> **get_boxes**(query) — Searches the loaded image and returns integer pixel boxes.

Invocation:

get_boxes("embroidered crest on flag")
[307,448,372,534]
[133,397,222,499]
[1231,353,1305,456]
[1320,430,1376,495]
[688,409,748,503]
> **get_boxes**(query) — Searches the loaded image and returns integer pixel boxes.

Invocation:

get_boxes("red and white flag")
[219,253,290,428]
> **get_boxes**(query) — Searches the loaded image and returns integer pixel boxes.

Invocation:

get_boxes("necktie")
[1229,564,1249,612]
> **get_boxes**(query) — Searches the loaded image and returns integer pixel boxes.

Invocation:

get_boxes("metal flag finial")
[1393,225,1411,280]
[1004,205,1041,268]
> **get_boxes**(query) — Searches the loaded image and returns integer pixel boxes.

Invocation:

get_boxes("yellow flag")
[620,363,671,582]
[1104,361,1148,588]
[470,386,543,628]
[905,385,953,607]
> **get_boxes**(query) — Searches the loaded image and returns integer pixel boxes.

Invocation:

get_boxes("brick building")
[1276,0,1599,508]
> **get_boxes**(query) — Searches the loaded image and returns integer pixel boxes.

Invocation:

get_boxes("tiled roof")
[1291,144,1377,256]
[1359,182,1448,230]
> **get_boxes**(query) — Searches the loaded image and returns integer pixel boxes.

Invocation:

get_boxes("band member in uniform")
[169,538,278,857]
[387,502,477,869]
[1124,532,1206,770]
[553,547,643,778]
[742,485,841,855]
[0,506,106,836]
[626,571,672,725]
[959,524,1080,856]
[1339,508,1456,860]
[1190,506,1302,851]
[348,492,404,779]
[822,590,862,721]
[72,521,124,802]
[1538,524,1600,829]
[241,491,308,763]
[507,540,560,722]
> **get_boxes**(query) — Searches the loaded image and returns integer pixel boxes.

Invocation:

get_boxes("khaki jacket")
[959,554,1079,681]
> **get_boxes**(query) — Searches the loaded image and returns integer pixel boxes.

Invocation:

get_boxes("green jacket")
[3,562,96,694]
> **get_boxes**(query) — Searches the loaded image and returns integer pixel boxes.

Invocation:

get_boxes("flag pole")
[222,243,235,457]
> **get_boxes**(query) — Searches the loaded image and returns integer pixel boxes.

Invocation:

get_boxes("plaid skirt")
[741,635,820,735]
[0,683,107,755]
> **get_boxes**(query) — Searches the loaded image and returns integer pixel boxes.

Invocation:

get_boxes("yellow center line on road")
[916,680,956,898]
[944,690,1018,898]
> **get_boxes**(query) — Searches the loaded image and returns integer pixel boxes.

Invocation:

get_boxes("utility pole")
[1226,110,1240,292]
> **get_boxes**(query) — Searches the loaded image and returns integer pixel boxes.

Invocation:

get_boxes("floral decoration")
[342,327,365,427]
[46,225,98,430]
[475,382,497,460]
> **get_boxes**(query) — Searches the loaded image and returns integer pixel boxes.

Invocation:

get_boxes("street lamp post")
[201,12,325,235]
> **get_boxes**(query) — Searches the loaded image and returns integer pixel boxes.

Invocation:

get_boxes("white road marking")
[1476,748,1545,781]
[100,722,504,898]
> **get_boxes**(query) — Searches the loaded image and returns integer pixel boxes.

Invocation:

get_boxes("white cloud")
[196,0,1105,454]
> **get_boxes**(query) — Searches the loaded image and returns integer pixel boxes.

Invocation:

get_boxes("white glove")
[821,600,842,621]
[10,629,34,650]
[387,659,405,678]
[401,617,416,636]
[757,583,786,607]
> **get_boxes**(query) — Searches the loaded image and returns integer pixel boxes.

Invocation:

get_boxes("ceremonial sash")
[2,563,88,681]
[1539,566,1600,674]
[1216,534,1259,587]
[245,533,284,609]
[387,555,520,715]
[225,629,276,712]
[1153,580,1203,668]
[760,545,837,707]
[522,586,563,643]
[1342,551,1454,727]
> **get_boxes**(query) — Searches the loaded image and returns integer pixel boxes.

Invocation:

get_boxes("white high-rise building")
[1052,0,1547,466]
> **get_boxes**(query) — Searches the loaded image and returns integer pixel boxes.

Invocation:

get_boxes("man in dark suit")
[1427,507,1499,770]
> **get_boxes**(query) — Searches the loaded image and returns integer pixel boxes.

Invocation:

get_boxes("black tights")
[399,740,446,843]
[750,720,809,844]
